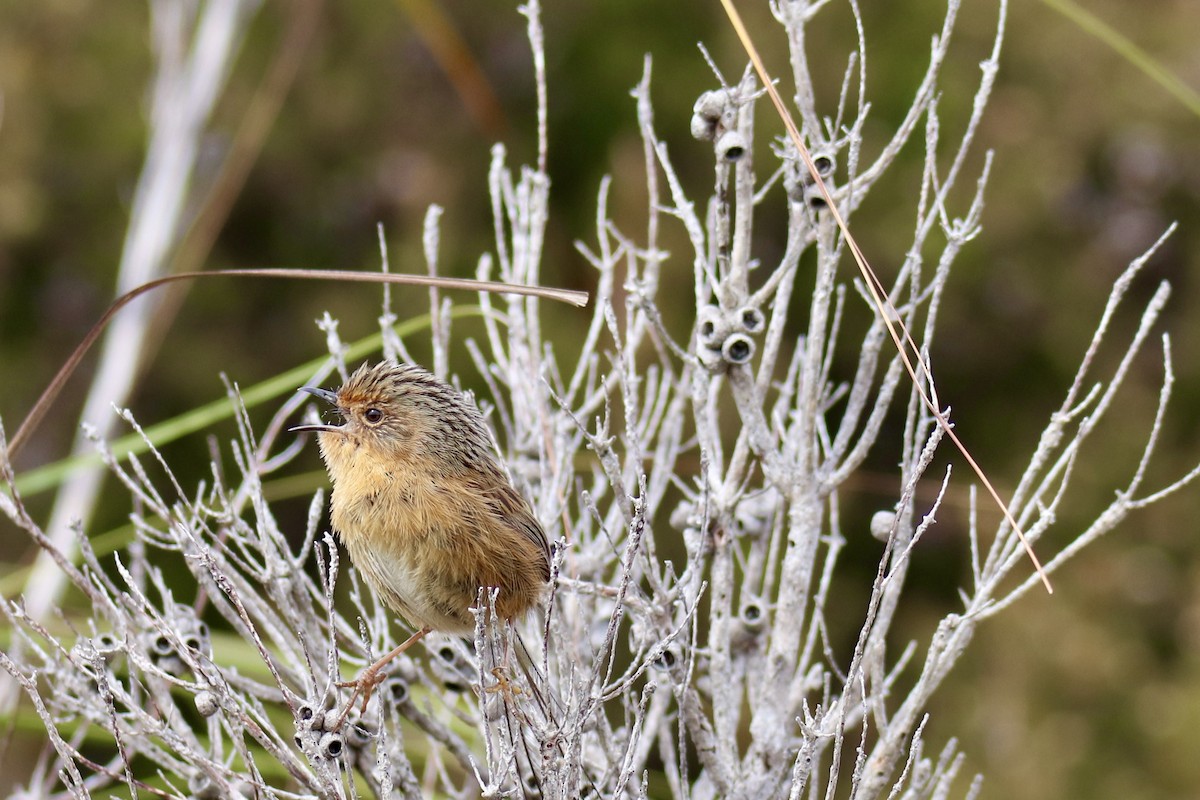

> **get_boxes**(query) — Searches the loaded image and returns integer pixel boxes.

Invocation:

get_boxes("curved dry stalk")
[10,269,588,460]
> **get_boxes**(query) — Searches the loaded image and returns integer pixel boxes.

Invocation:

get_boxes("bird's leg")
[334,625,431,728]
[487,621,522,697]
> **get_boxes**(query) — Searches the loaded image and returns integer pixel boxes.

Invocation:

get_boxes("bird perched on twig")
[292,361,550,726]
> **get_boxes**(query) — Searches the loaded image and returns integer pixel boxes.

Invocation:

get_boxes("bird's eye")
[364,407,384,425]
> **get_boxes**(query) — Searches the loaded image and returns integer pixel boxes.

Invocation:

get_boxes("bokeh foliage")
[1,1,1199,797]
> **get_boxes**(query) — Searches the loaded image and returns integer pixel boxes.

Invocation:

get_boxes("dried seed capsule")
[652,644,680,672]
[870,510,897,542]
[716,129,747,162]
[318,731,345,760]
[698,345,726,373]
[740,600,765,632]
[691,112,717,141]
[810,150,836,179]
[691,90,727,141]
[693,90,726,122]
[194,690,218,717]
[344,720,373,748]
[149,633,173,657]
[802,181,835,210]
[697,304,724,349]
[386,677,409,706]
[722,333,755,365]
[430,650,470,693]
[737,306,765,334]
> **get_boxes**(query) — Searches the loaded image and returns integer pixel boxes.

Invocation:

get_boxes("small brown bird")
[292,361,550,722]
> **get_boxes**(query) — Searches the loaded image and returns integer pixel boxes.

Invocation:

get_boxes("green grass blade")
[1040,0,1200,120]
[7,308,486,499]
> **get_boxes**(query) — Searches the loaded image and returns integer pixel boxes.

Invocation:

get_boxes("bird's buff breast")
[321,434,478,634]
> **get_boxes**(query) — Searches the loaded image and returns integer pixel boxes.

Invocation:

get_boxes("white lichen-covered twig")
[3,0,1195,798]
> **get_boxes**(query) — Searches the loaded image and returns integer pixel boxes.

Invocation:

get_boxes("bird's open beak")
[298,385,338,404]
[291,385,343,434]
[289,422,342,434]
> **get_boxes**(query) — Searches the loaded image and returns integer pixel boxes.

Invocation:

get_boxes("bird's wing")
[488,483,552,581]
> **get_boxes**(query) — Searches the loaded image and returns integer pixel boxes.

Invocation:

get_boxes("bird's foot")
[331,667,388,730]
[485,665,524,698]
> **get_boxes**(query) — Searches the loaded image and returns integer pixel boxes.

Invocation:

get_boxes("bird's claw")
[332,668,388,729]
[485,665,523,697]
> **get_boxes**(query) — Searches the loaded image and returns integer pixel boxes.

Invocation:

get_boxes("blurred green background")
[1,0,1199,797]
